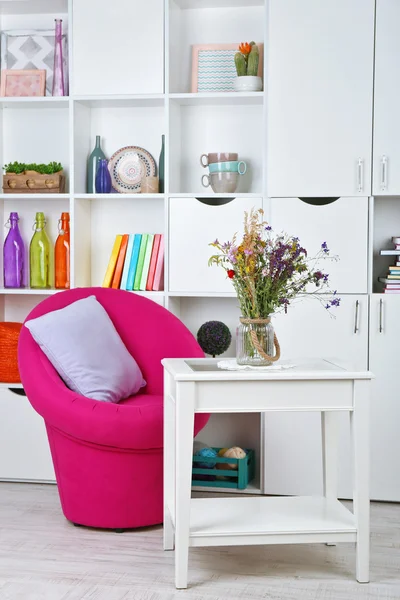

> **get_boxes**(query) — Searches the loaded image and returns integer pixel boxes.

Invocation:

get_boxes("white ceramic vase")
[234,76,263,92]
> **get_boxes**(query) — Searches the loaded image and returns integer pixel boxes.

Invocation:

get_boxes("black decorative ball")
[197,321,232,357]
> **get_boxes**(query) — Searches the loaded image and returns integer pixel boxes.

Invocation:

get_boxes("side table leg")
[175,382,195,589]
[321,411,339,546]
[351,380,370,584]
[163,389,175,551]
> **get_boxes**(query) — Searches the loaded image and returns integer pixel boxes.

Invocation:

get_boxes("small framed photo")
[0,69,46,97]
[191,43,264,93]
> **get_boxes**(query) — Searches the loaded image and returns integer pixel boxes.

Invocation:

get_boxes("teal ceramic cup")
[208,160,247,175]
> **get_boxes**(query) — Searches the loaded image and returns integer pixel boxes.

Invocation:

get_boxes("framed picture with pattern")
[191,43,263,93]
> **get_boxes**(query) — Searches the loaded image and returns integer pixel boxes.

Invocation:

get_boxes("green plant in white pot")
[234,42,262,92]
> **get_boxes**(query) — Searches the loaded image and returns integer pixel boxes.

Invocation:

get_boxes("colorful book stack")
[102,234,164,291]
[379,236,400,294]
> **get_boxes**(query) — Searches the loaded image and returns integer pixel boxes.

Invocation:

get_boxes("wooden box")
[3,170,66,193]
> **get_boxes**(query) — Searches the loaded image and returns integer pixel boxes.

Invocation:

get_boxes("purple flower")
[325,303,330,309]
[330,297,340,307]
[321,241,329,253]
[323,274,329,282]
[244,249,253,256]
[314,271,324,281]
[213,238,219,245]
[265,225,272,231]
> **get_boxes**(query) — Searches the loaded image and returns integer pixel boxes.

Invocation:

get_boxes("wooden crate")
[3,170,66,193]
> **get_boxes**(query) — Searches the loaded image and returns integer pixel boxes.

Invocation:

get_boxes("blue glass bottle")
[3,212,25,288]
[95,159,112,193]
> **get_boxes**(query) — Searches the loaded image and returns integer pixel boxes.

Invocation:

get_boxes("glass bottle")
[87,135,106,193]
[55,212,70,289]
[95,158,112,193]
[52,19,65,97]
[236,317,275,366]
[158,134,165,193]
[3,212,25,288]
[30,212,50,289]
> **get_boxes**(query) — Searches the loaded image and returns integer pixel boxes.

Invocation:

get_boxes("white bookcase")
[0,0,399,503]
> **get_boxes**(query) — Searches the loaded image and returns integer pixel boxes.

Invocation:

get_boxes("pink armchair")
[18,288,209,530]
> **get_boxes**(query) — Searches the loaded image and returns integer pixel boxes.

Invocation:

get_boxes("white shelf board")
[74,95,165,108]
[0,382,23,389]
[174,0,264,8]
[167,193,262,199]
[0,288,60,295]
[187,496,356,546]
[0,194,70,200]
[168,291,236,298]
[0,0,67,14]
[74,194,165,200]
[169,92,264,107]
[380,250,400,255]
[0,97,69,110]
[129,291,165,296]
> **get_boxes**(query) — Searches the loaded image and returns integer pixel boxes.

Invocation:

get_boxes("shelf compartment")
[73,101,164,195]
[169,1,265,94]
[187,496,356,547]
[169,92,263,106]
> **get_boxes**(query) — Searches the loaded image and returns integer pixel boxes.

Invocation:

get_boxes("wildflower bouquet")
[209,209,340,365]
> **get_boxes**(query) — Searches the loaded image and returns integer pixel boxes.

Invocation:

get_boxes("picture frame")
[0,69,46,97]
[191,43,264,93]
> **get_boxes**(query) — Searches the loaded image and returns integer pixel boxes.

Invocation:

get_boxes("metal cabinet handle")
[381,156,388,191]
[357,158,364,192]
[379,299,383,333]
[354,300,360,334]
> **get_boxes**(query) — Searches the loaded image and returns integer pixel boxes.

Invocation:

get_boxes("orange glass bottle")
[55,212,70,289]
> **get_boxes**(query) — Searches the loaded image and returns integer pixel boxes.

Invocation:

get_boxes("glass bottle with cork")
[30,212,51,289]
[55,212,70,289]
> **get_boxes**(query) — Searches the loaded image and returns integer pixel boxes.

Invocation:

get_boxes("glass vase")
[55,212,70,289]
[30,212,50,289]
[3,212,25,288]
[95,158,112,193]
[87,135,106,193]
[52,19,65,96]
[236,317,279,366]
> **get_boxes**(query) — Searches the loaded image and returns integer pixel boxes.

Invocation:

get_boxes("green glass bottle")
[30,212,50,289]
[87,135,106,193]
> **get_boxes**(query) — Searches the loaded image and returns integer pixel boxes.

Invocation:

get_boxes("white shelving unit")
[0,0,399,505]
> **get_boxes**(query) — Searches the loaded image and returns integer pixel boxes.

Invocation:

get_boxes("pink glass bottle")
[3,212,25,288]
[52,19,65,96]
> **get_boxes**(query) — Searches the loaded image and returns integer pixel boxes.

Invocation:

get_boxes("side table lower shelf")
[179,496,356,547]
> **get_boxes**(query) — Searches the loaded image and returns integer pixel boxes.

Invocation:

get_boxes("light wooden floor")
[0,483,400,600]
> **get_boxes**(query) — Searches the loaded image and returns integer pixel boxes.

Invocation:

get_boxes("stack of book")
[103,234,164,291]
[379,236,400,294]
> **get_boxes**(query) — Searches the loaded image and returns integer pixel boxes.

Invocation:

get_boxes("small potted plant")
[3,161,65,193]
[234,42,262,92]
[197,321,232,358]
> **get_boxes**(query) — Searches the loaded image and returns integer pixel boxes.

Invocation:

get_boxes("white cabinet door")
[169,197,262,294]
[369,294,400,501]
[0,390,55,482]
[270,197,368,294]
[373,0,400,195]
[268,0,374,197]
[263,295,368,499]
[73,0,164,95]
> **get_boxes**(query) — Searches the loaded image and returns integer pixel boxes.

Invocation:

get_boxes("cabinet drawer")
[270,197,368,294]
[169,197,262,294]
[0,389,55,482]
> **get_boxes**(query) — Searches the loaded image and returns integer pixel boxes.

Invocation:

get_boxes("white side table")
[162,358,374,589]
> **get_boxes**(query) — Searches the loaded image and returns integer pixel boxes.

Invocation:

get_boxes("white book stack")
[379,237,400,293]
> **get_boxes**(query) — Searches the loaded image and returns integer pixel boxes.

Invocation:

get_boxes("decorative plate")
[108,146,156,193]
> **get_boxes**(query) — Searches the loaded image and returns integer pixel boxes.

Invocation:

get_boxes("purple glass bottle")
[3,212,25,288]
[95,159,112,193]
[52,19,65,96]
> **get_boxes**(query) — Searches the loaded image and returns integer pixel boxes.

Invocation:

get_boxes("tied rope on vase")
[208,208,340,367]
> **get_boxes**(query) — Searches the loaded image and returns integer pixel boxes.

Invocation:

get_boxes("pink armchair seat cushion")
[18,288,210,529]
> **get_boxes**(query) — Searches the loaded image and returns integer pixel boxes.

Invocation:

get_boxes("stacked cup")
[200,152,247,193]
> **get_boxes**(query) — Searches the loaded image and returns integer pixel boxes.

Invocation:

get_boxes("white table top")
[162,357,374,382]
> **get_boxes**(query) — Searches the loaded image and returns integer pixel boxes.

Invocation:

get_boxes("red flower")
[227,269,235,279]
[238,42,252,56]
